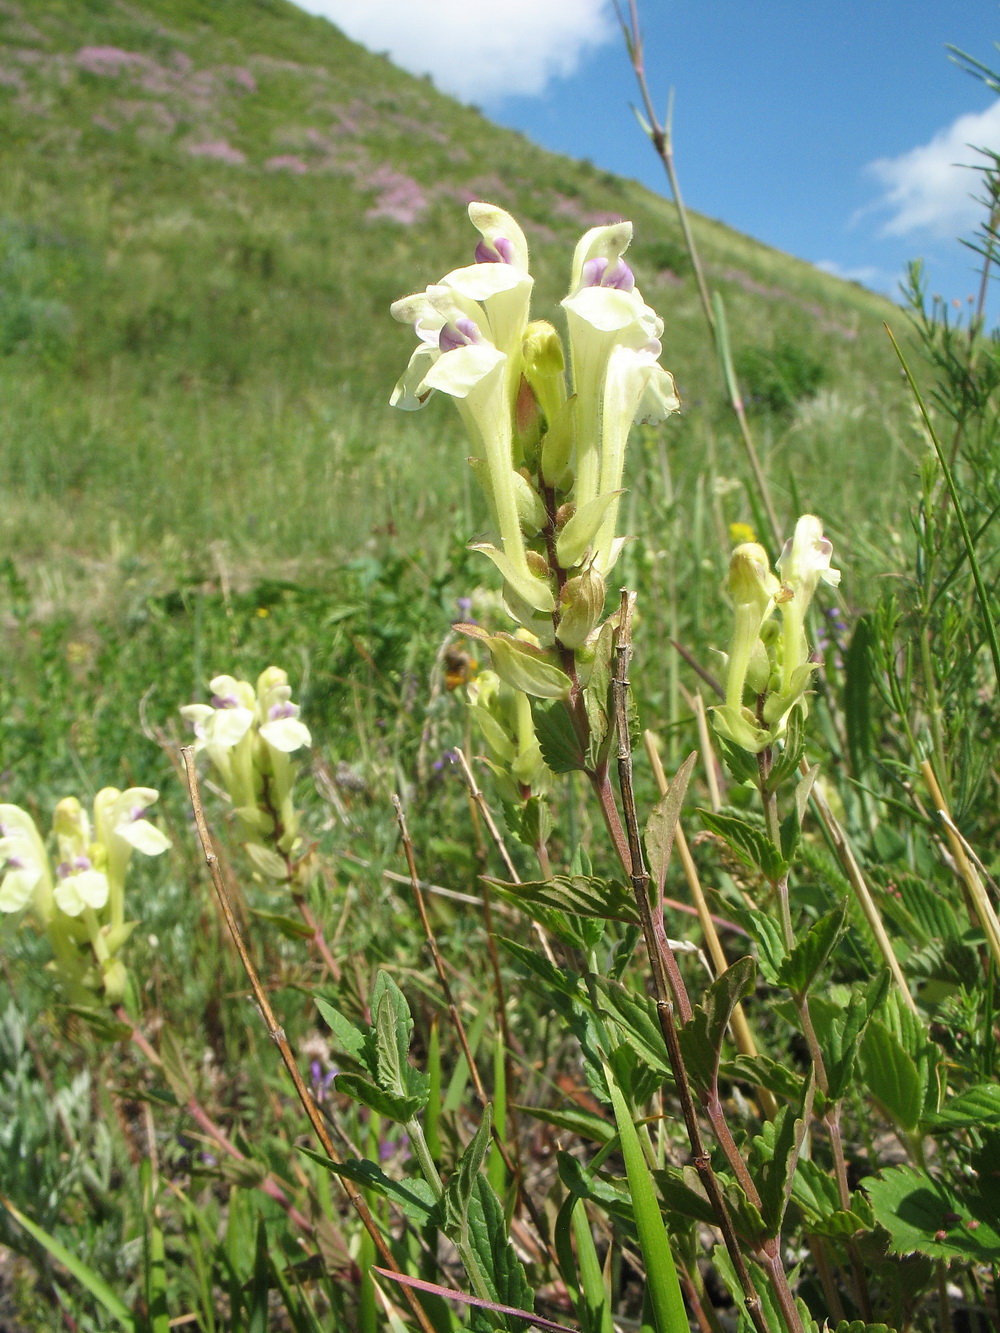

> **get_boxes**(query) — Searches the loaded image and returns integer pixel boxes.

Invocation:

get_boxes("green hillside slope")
[0,0,907,571]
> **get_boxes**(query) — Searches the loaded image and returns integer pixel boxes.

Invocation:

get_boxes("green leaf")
[299,1149,441,1227]
[818,970,891,1101]
[778,804,801,863]
[730,905,787,985]
[158,1023,195,1105]
[843,616,874,778]
[865,1165,1000,1261]
[334,1073,426,1123]
[314,996,371,1070]
[716,735,759,785]
[925,1083,1000,1130]
[594,977,672,1079]
[486,632,570,699]
[699,810,787,882]
[444,1106,494,1242]
[765,703,805,793]
[62,1005,133,1043]
[531,698,586,773]
[248,907,315,940]
[488,874,639,925]
[248,1213,270,1333]
[678,956,756,1095]
[512,1102,615,1146]
[603,1059,688,1333]
[832,1323,895,1333]
[583,619,616,770]
[464,1176,534,1325]
[859,1021,924,1133]
[723,1054,806,1103]
[374,973,429,1109]
[0,1195,136,1330]
[752,1098,807,1236]
[644,751,697,893]
[774,901,847,995]
[140,1160,169,1333]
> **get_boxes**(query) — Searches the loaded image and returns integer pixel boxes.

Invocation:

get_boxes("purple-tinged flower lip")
[75,856,92,870]
[57,861,73,879]
[210,692,241,709]
[268,701,296,721]
[438,317,484,353]
[475,235,515,265]
[582,256,635,291]
[4,855,24,870]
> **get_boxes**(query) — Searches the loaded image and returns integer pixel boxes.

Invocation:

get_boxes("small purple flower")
[582,256,635,291]
[456,596,473,617]
[475,235,516,265]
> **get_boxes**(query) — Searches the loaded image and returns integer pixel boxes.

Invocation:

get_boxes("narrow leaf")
[645,751,697,894]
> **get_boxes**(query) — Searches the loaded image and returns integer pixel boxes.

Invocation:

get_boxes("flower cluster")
[714,515,841,753]
[0,788,170,1003]
[180,667,312,884]
[391,204,678,804]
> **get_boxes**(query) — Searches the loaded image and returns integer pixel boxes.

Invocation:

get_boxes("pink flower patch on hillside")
[365,166,427,224]
[266,155,307,174]
[186,138,246,165]
[76,46,149,76]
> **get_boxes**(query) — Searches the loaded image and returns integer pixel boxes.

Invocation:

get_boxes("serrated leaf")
[729,905,787,984]
[644,751,697,895]
[818,970,892,1101]
[716,735,759,785]
[699,810,787,882]
[444,1106,494,1241]
[334,1073,425,1123]
[779,804,801,863]
[464,1176,534,1321]
[765,705,805,792]
[752,1100,807,1236]
[865,1165,1000,1261]
[859,1021,924,1133]
[299,1149,441,1227]
[677,957,756,1095]
[774,901,847,995]
[594,977,672,1078]
[925,1083,1000,1130]
[724,1054,806,1103]
[374,974,429,1109]
[530,698,586,773]
[314,996,371,1069]
[833,1323,895,1333]
[63,1006,133,1043]
[488,874,639,924]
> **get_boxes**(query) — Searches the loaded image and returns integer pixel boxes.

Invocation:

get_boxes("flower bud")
[556,566,606,649]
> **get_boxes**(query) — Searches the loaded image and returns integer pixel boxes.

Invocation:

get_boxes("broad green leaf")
[843,616,874,779]
[765,704,805,792]
[677,956,756,1095]
[859,1021,924,1133]
[699,810,787,882]
[464,1176,534,1327]
[374,974,429,1109]
[774,900,847,995]
[594,977,672,1079]
[488,874,639,924]
[299,1150,441,1227]
[644,751,697,894]
[334,1073,425,1123]
[751,1100,808,1236]
[0,1195,136,1330]
[723,1053,806,1103]
[779,804,801,863]
[729,907,787,984]
[531,698,586,773]
[865,1165,1000,1261]
[716,736,759,785]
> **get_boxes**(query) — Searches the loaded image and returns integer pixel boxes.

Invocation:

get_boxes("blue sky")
[295,0,1000,319]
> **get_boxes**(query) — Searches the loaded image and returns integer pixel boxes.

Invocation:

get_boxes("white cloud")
[291,0,615,102]
[866,102,1000,238]
[813,259,886,287]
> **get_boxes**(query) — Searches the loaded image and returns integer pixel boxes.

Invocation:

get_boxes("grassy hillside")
[0,0,909,581]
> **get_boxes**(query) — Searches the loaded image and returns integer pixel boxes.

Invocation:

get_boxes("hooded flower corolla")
[0,806,52,917]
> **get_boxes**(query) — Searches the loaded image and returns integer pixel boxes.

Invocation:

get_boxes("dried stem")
[180,746,438,1333]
